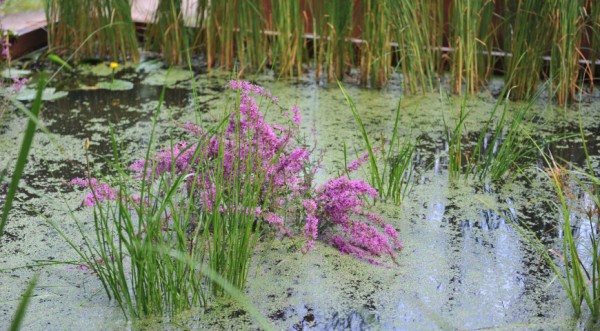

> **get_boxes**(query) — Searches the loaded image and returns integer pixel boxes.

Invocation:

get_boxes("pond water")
[1,63,600,330]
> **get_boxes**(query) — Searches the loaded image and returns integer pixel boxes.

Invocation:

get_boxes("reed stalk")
[548,0,585,106]
[390,0,443,93]
[237,0,266,75]
[271,0,304,77]
[450,0,496,95]
[359,0,392,87]
[502,0,547,100]
[324,0,354,80]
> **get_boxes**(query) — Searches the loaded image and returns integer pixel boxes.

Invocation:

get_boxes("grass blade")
[0,76,44,238]
[8,274,39,331]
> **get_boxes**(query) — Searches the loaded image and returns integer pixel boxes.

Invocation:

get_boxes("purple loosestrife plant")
[72,80,402,267]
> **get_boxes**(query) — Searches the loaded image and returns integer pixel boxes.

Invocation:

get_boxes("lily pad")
[141,68,193,87]
[1,69,31,79]
[16,87,68,101]
[135,60,163,73]
[78,63,128,77]
[95,79,134,91]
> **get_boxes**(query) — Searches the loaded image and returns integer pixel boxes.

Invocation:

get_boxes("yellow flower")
[109,62,119,69]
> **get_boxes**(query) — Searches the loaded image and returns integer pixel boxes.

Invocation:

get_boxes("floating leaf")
[135,60,163,73]
[16,87,68,101]
[141,69,193,87]
[1,69,31,79]
[78,63,128,77]
[95,79,134,91]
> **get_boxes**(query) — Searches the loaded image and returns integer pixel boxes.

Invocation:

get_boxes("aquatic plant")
[68,81,402,317]
[271,0,305,78]
[443,94,469,180]
[502,0,547,101]
[441,78,539,183]
[359,0,392,88]
[467,84,540,182]
[339,82,415,205]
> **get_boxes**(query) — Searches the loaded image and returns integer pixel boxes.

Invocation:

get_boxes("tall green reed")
[0,77,45,238]
[206,0,238,70]
[450,0,496,95]
[359,0,392,87]
[270,0,304,78]
[502,0,548,101]
[389,0,443,93]
[237,0,267,75]
[548,0,586,106]
[45,0,139,61]
[587,1,600,90]
[324,0,354,80]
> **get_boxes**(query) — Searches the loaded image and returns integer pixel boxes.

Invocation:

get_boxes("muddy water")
[1,67,599,330]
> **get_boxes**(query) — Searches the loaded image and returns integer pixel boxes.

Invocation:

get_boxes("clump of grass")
[548,0,586,106]
[45,0,139,61]
[466,82,540,182]
[339,82,416,204]
[323,0,354,81]
[502,0,547,101]
[440,69,542,183]
[442,94,470,180]
[450,0,496,95]
[270,0,305,78]
[389,0,443,93]
[359,0,392,88]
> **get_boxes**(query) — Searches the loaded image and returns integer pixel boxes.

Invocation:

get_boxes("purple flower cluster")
[304,177,403,263]
[72,81,402,264]
[70,177,118,207]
